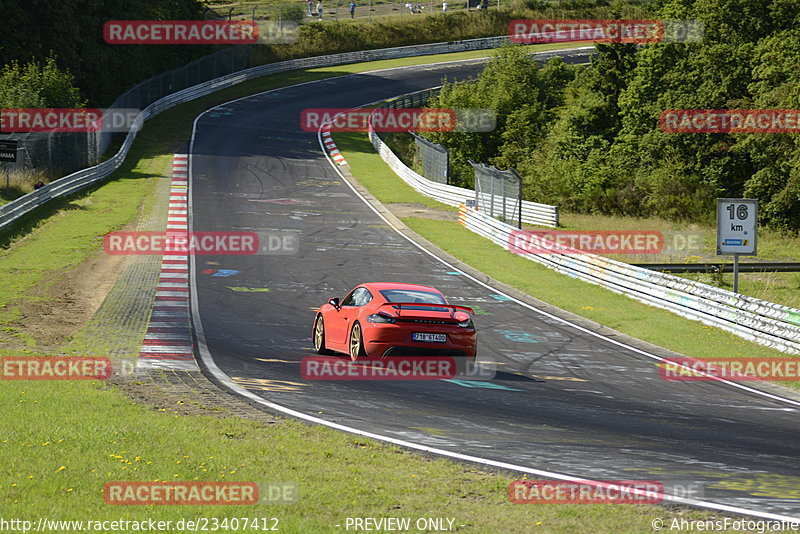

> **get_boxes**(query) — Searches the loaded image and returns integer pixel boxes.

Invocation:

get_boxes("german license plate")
[412,332,446,343]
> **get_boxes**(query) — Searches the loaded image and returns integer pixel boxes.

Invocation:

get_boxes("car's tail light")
[454,312,473,328]
[367,313,397,324]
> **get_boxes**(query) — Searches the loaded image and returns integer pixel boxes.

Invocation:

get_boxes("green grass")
[368,124,800,308]
[334,130,800,387]
[404,218,791,361]
[209,0,474,22]
[0,45,747,532]
[334,132,458,211]
[0,377,729,533]
[0,156,165,337]
[0,169,51,206]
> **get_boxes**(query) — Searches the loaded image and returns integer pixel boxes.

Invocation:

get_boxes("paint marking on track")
[442,379,522,391]
[232,377,307,392]
[228,287,271,292]
[531,375,587,382]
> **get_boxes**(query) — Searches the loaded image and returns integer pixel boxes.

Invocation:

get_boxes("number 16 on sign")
[716,198,758,293]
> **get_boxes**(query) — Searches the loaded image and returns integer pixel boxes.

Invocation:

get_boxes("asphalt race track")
[188,54,800,518]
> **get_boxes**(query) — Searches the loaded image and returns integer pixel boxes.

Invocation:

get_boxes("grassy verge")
[334,130,800,389]
[333,132,459,211]
[2,375,727,532]
[0,155,166,340]
[209,0,475,22]
[0,45,741,532]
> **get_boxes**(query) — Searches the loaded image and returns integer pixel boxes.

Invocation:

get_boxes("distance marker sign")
[716,198,757,256]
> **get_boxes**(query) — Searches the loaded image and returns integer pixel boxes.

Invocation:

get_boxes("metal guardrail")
[458,205,800,354]
[368,46,595,226]
[0,35,522,233]
[368,64,603,227]
[0,47,253,177]
[635,262,800,273]
[369,116,561,226]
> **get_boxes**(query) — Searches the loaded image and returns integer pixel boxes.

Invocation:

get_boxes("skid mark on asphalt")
[529,375,587,382]
[137,154,199,372]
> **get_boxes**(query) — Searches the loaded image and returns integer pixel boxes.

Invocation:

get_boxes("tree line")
[428,0,800,233]
[0,0,210,108]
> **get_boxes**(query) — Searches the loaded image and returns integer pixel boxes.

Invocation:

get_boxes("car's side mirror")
[328,298,340,310]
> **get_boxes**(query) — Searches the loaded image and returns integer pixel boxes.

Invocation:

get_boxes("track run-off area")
[183,51,800,521]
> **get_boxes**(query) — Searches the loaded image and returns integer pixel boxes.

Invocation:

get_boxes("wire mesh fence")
[0,46,253,178]
[375,86,557,228]
[470,160,522,229]
[411,132,448,184]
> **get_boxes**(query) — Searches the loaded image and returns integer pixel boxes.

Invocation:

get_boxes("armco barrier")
[0,35,526,233]
[365,45,596,227]
[458,204,800,354]
[369,115,561,227]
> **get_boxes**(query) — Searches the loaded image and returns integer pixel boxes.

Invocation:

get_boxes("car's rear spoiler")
[377,302,474,317]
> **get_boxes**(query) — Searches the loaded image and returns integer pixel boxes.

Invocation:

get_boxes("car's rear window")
[379,289,449,312]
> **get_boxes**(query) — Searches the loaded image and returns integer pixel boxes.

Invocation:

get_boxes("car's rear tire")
[313,315,333,355]
[349,322,368,361]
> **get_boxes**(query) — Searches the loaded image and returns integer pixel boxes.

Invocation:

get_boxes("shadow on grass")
[335,132,378,154]
[0,186,27,203]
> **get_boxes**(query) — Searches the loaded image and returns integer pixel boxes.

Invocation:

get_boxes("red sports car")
[312,282,477,365]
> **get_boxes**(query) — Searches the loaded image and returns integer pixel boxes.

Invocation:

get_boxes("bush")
[0,57,85,108]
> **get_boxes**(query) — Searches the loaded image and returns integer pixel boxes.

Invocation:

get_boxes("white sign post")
[716,198,758,293]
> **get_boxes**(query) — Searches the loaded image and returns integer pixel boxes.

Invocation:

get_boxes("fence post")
[489,169,494,218]
[517,169,522,229]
